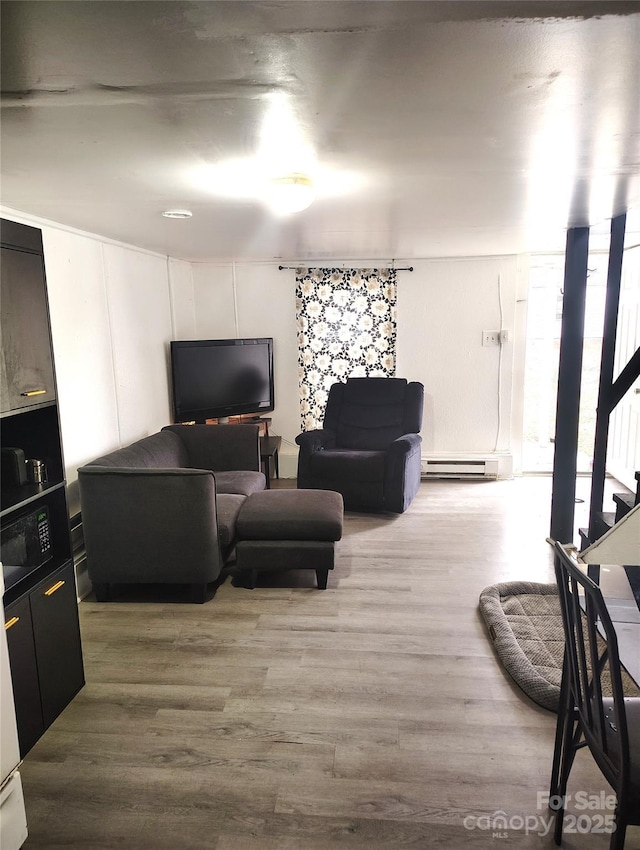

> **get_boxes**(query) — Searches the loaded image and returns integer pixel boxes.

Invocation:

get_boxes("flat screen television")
[170,338,274,423]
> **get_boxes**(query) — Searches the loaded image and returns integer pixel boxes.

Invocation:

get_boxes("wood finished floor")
[20,477,640,849]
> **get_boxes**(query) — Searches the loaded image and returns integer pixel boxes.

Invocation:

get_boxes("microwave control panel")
[37,509,52,555]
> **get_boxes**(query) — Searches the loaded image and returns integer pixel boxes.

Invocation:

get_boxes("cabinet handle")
[4,616,20,630]
[21,389,47,397]
[44,580,65,596]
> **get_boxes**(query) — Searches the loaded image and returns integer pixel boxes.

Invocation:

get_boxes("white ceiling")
[1,1,639,261]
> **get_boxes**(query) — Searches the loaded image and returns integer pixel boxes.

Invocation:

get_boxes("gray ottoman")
[236,489,344,589]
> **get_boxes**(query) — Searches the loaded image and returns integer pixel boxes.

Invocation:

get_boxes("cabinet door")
[30,562,84,729]
[4,595,45,757]
[0,246,56,413]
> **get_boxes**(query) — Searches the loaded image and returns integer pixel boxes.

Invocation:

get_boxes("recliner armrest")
[295,428,336,452]
[295,429,336,487]
[384,433,423,513]
[387,432,422,458]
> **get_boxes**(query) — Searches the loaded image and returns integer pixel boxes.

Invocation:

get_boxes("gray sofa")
[78,424,265,602]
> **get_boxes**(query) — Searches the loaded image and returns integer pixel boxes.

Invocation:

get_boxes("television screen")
[170,338,274,423]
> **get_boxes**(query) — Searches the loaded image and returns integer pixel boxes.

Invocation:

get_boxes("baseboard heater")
[421,458,499,480]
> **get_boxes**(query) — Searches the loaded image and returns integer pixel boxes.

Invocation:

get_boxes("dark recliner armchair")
[295,377,424,513]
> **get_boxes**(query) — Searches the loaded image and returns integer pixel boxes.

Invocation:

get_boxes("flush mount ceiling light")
[194,95,318,215]
[195,160,366,212]
[265,174,315,215]
[162,209,193,219]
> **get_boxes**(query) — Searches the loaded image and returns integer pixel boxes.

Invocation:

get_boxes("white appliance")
[0,570,28,850]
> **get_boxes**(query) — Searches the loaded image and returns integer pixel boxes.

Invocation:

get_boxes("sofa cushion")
[87,430,188,470]
[162,423,261,472]
[214,470,266,497]
[238,490,343,541]
[216,493,246,550]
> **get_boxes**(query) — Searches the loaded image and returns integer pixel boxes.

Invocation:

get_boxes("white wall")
[190,257,527,477]
[396,257,522,464]
[168,257,196,339]
[40,229,119,515]
[191,264,237,338]
[100,245,173,448]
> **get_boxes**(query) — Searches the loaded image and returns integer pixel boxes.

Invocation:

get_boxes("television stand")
[233,415,271,436]
[205,415,271,436]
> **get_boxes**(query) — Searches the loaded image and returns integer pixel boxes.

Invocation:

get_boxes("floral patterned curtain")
[296,267,398,430]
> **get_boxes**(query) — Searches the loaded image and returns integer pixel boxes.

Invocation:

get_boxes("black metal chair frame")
[550,540,639,849]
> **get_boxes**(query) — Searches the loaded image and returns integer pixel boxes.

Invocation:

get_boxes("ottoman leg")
[245,570,258,590]
[316,568,329,590]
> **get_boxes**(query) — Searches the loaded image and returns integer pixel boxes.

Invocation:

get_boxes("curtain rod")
[278,265,414,272]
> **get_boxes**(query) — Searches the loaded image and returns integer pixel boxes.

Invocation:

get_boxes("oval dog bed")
[479,581,564,712]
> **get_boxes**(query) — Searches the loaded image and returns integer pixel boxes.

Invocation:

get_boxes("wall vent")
[421,458,499,480]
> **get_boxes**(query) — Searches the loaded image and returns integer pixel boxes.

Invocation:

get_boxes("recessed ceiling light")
[162,209,193,219]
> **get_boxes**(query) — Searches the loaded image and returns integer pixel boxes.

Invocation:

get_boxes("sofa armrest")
[78,466,224,585]
[162,423,261,472]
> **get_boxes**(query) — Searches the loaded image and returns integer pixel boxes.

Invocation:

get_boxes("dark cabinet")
[4,594,43,755]
[0,238,56,415]
[5,562,84,755]
[1,218,84,758]
[30,562,84,729]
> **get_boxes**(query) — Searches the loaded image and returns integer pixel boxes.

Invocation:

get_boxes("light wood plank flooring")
[20,477,640,849]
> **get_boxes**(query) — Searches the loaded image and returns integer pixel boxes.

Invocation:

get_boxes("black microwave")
[1,505,53,570]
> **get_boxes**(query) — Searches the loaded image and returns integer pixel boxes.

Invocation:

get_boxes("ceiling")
[1,1,640,262]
